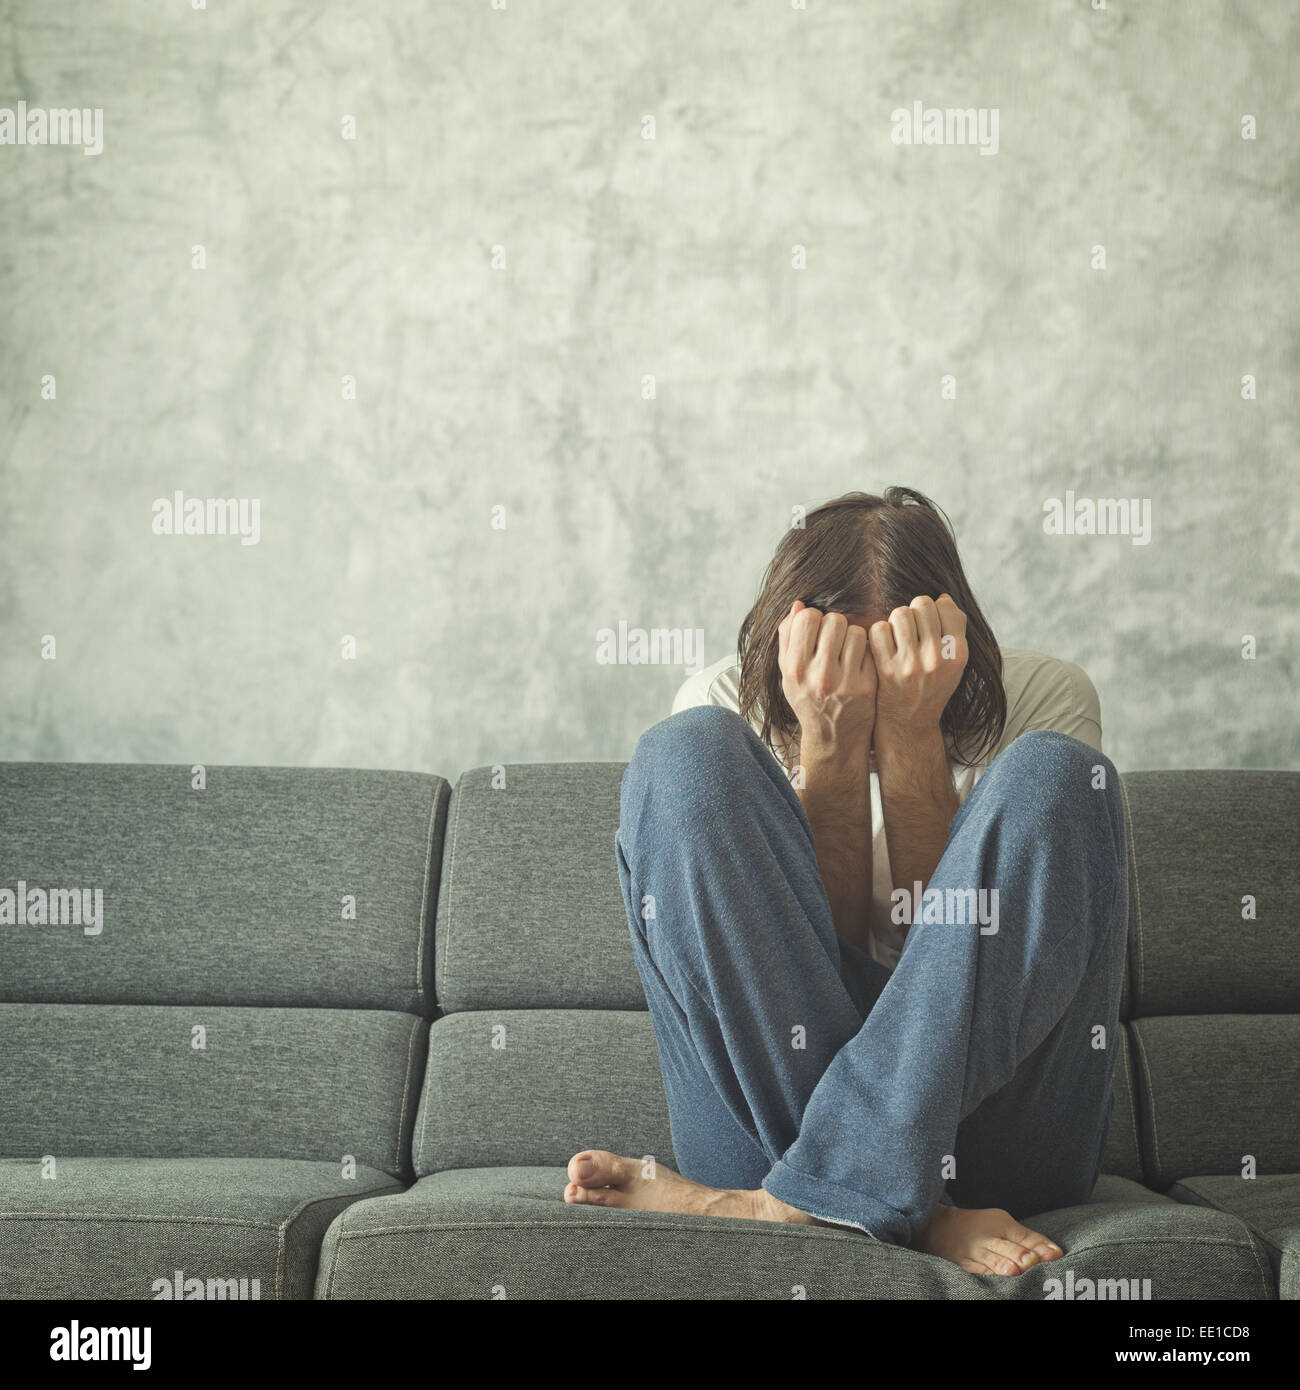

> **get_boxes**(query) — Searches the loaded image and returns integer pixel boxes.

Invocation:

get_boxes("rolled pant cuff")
[762,1160,909,1245]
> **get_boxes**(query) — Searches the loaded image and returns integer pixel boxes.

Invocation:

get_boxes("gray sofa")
[2,757,1297,1299]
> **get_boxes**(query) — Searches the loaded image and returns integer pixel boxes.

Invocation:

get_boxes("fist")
[778,601,876,748]
[869,593,968,731]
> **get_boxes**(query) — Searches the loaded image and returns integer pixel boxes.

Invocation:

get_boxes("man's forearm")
[795,738,873,954]
[875,720,959,915]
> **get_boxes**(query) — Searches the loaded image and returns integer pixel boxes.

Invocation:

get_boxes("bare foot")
[564,1149,813,1224]
[917,1202,1064,1276]
[565,1149,1065,1277]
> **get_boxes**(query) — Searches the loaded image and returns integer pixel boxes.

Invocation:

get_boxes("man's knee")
[994,729,1114,794]
[631,705,756,777]
[988,730,1125,854]
[622,705,763,824]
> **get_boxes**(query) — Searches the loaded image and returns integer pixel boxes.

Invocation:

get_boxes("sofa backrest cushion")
[0,763,447,1012]
[414,1009,674,1175]
[1,1003,427,1177]
[434,763,640,1011]
[1130,1015,1300,1189]
[1122,771,1300,1016]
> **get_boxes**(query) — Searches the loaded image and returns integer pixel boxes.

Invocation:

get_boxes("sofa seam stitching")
[275,1217,284,1299]
[1176,1183,1288,1265]
[275,1182,404,1300]
[325,1203,350,1300]
[330,1220,1260,1255]
[275,1182,403,1233]
[0,1212,281,1227]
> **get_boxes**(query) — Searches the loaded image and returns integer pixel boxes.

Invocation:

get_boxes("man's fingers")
[887,605,919,654]
[842,622,871,675]
[910,595,942,648]
[935,592,967,635]
[814,610,848,666]
[787,603,822,670]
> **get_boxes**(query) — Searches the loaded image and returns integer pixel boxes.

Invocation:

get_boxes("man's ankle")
[749,1186,820,1226]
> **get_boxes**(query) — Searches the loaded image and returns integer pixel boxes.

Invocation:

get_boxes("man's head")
[737,487,1006,767]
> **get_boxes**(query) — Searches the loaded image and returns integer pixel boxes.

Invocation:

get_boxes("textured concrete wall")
[1,0,1295,777]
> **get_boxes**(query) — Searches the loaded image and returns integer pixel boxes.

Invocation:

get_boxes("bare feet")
[916,1202,1064,1276]
[564,1149,806,1224]
[564,1149,1064,1277]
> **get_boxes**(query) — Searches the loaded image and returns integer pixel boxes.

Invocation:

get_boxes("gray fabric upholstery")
[435,764,640,1012]
[2,1004,428,1179]
[1170,1174,1300,1300]
[316,1167,1273,1300]
[1121,771,1300,1016]
[0,762,448,1012]
[1131,1015,1300,1190]
[0,1156,402,1300]
[412,1007,1146,1185]
[414,1009,674,1176]
[3,756,1293,1300]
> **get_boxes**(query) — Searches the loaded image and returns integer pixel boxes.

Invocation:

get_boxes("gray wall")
[1,0,1295,777]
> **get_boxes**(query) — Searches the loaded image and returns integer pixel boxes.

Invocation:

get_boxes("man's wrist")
[873,715,943,760]
[798,728,873,771]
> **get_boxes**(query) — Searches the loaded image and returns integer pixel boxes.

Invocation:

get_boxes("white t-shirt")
[672,648,1103,969]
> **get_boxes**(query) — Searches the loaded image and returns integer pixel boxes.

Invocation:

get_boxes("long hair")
[736,487,1006,767]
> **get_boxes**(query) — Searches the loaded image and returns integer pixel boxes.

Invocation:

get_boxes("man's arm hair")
[796,738,874,955]
[875,721,959,927]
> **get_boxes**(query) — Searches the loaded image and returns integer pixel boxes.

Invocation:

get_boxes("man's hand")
[869,593,968,734]
[779,600,876,749]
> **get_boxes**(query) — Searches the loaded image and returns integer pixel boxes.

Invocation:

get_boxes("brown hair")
[737,487,1006,767]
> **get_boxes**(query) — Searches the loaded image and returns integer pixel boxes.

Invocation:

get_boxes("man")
[563,487,1128,1277]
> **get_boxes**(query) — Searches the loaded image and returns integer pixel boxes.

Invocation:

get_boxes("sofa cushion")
[1121,771,1300,1016]
[316,1167,1274,1300]
[1170,1174,1300,1299]
[1130,1015,1300,1188]
[435,764,639,1012]
[2,1004,427,1179]
[0,762,448,1012]
[413,1009,672,1176]
[0,1156,403,1299]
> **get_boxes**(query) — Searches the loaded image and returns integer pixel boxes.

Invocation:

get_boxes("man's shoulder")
[997,647,1102,750]
[672,654,742,714]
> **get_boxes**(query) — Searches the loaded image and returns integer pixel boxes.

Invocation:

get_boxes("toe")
[1007,1220,1064,1262]
[979,1237,1040,1275]
[565,1181,627,1208]
[567,1149,633,1187]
